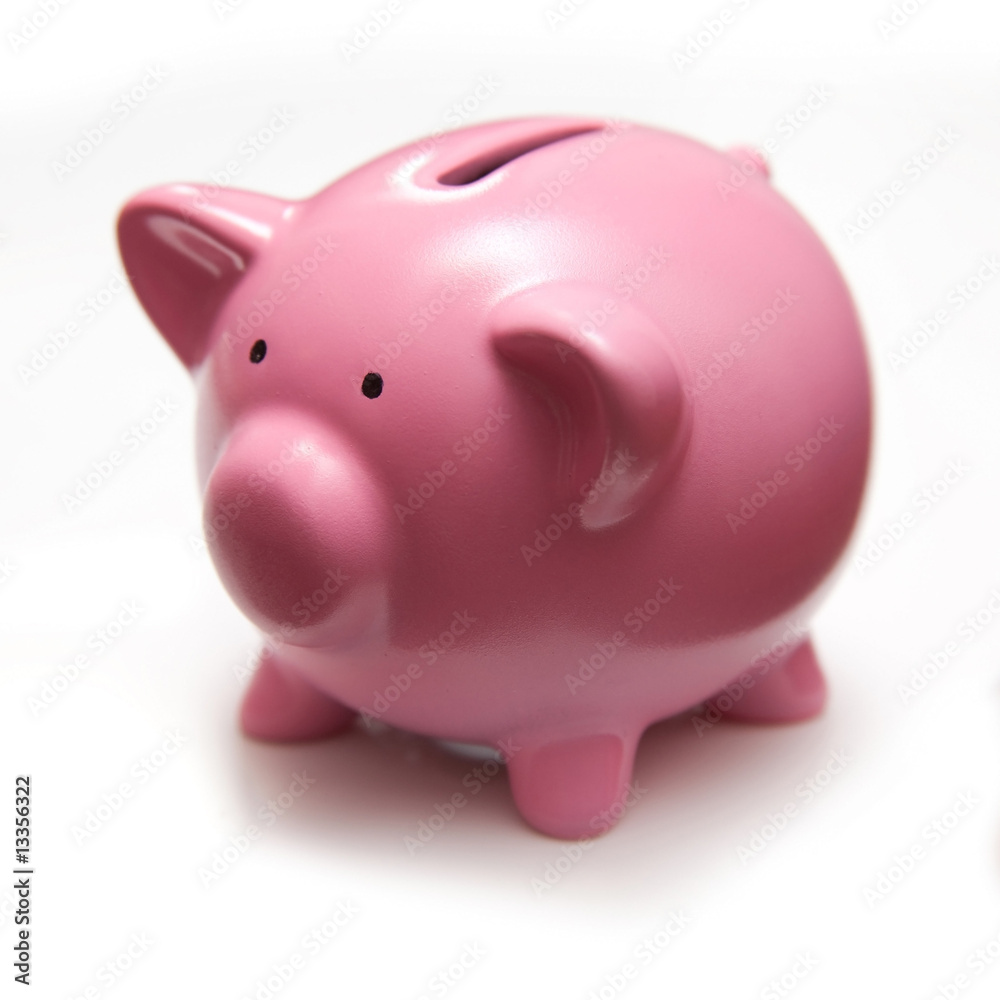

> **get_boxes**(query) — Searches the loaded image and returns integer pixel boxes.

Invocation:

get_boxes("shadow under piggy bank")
[230,689,847,905]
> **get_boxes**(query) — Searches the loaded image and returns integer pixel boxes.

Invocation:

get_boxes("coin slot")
[437,125,602,186]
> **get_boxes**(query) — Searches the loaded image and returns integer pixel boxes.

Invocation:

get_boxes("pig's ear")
[490,282,690,529]
[117,184,292,369]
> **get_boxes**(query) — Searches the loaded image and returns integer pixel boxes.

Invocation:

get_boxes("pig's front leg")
[707,638,826,723]
[505,731,642,839]
[240,651,356,742]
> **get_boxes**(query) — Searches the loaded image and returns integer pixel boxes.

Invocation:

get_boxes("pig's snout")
[204,411,391,647]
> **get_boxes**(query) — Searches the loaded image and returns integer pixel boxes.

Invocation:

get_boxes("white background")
[3,1,1000,997]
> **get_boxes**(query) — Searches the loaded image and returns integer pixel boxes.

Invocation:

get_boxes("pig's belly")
[281,591,825,744]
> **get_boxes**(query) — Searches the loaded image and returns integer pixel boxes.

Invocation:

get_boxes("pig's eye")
[249,339,267,363]
[361,372,383,399]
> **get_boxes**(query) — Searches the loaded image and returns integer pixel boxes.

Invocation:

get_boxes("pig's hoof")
[709,638,827,724]
[506,732,640,839]
[240,654,356,742]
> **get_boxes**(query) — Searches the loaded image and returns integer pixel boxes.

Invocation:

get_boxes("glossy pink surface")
[118,117,871,839]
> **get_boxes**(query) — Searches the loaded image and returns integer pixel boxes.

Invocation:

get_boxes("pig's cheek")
[203,446,390,646]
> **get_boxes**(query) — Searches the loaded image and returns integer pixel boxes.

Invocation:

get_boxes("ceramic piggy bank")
[118,117,870,839]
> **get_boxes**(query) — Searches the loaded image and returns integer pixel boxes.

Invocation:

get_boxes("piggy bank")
[118,117,870,839]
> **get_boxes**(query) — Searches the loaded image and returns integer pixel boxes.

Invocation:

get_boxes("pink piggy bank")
[118,117,870,839]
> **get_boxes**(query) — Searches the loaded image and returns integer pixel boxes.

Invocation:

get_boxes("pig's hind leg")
[505,731,642,839]
[240,651,356,742]
[707,638,826,724]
